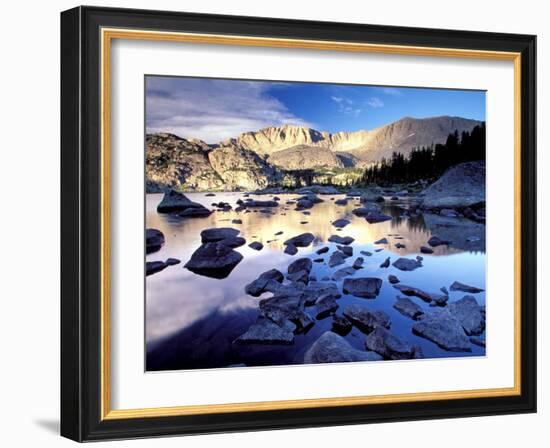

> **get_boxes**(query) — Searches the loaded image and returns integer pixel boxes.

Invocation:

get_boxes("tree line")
[359,123,486,186]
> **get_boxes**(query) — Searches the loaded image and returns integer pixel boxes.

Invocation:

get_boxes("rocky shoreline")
[146,160,486,366]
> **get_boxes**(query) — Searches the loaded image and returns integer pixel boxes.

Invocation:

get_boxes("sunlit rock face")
[146,116,482,192]
[208,145,280,191]
[145,133,224,191]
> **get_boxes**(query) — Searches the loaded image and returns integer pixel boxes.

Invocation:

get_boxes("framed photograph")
[60,6,537,441]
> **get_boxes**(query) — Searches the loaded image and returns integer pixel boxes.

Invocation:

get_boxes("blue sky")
[146,76,485,143]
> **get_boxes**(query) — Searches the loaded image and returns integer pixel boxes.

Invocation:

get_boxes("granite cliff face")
[146,116,482,192]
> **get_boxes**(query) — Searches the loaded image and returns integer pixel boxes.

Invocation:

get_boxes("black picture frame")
[61,5,537,442]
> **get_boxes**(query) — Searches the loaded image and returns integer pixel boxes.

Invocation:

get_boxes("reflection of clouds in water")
[145,192,486,347]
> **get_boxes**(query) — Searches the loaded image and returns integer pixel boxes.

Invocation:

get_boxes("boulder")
[232,219,243,224]
[393,297,424,320]
[315,294,339,319]
[284,244,298,255]
[248,241,264,251]
[331,315,353,335]
[146,261,167,276]
[219,236,246,248]
[288,258,313,276]
[332,219,351,228]
[393,284,442,304]
[302,282,341,306]
[448,295,486,335]
[200,227,240,243]
[244,200,279,207]
[284,232,315,247]
[374,238,388,244]
[335,198,348,206]
[234,317,295,345]
[146,228,165,254]
[352,204,379,217]
[450,281,485,293]
[184,242,243,279]
[365,327,424,360]
[392,258,422,272]
[287,270,310,284]
[412,309,471,351]
[353,257,364,269]
[380,257,391,268]
[304,332,382,364]
[328,235,354,245]
[388,274,400,284]
[245,269,284,296]
[157,190,208,214]
[343,304,391,333]
[259,294,314,332]
[360,250,373,257]
[165,257,180,266]
[365,211,392,223]
[316,246,329,255]
[420,246,434,254]
[328,251,346,268]
[421,161,486,209]
[343,277,383,299]
[360,187,386,202]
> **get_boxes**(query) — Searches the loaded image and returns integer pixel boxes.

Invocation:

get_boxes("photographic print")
[144,76,487,371]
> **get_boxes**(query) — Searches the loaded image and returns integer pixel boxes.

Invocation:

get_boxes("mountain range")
[146,115,482,192]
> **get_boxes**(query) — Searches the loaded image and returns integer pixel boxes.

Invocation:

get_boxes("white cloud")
[381,87,403,97]
[331,95,362,116]
[146,77,313,143]
[366,97,384,108]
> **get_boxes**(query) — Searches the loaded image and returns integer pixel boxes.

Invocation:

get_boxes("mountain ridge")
[146,115,483,191]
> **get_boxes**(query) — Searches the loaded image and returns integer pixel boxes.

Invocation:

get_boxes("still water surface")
[145,192,486,371]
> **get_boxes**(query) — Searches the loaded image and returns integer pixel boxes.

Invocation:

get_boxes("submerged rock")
[393,297,424,320]
[343,304,391,333]
[339,246,353,257]
[234,317,295,345]
[245,269,284,296]
[146,261,167,276]
[304,332,382,364]
[184,242,243,279]
[448,295,486,335]
[450,281,485,293]
[331,315,353,335]
[332,267,356,281]
[412,309,471,352]
[178,207,212,218]
[343,277,383,299]
[146,228,165,254]
[365,327,424,360]
[392,257,422,272]
[284,232,315,247]
[328,235,354,245]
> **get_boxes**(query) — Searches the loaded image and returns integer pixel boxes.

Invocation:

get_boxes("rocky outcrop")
[146,133,224,191]
[421,161,486,210]
[303,332,382,363]
[208,145,280,191]
[365,327,423,360]
[184,242,243,279]
[412,309,472,352]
